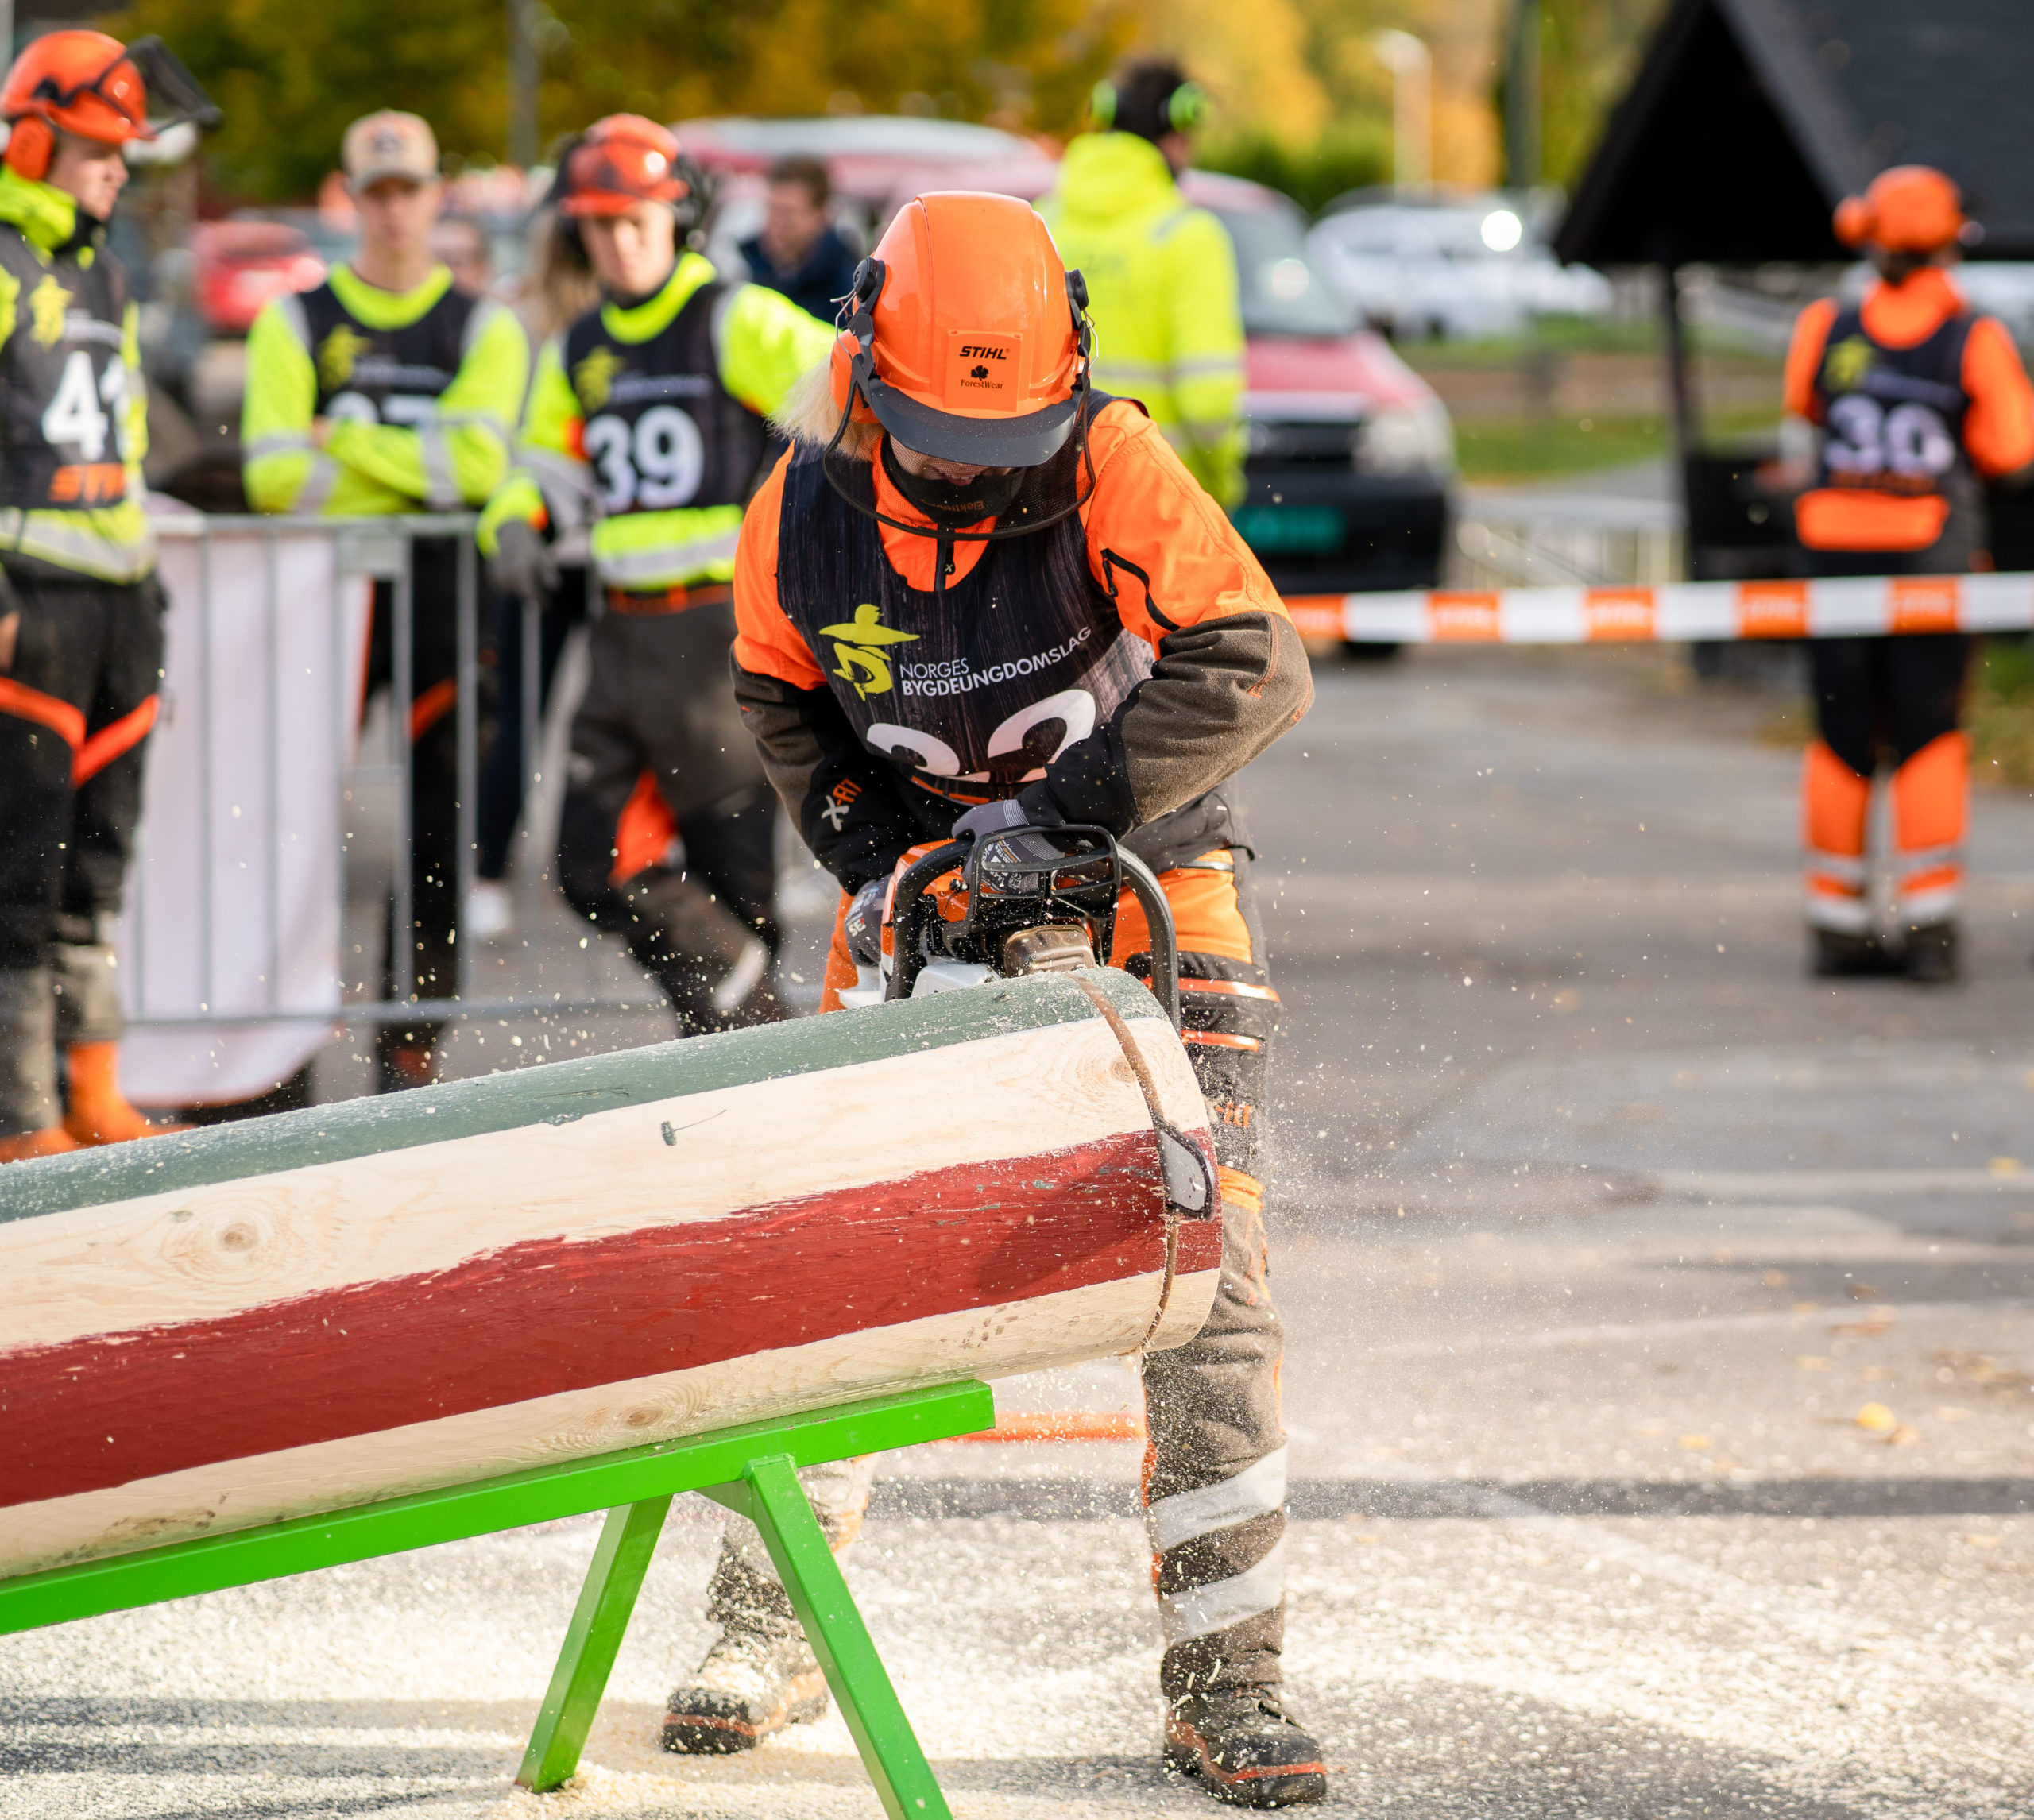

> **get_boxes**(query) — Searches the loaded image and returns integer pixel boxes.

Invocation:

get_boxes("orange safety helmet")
[2,31,152,180]
[557,114,697,220]
[1833,165,1972,256]
[827,191,1093,474]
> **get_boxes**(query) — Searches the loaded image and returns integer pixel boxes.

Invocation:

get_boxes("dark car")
[1182,171,1452,608]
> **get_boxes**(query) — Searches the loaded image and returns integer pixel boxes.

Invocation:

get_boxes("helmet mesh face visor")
[124,37,220,133]
[822,385,1099,549]
[562,136,685,214]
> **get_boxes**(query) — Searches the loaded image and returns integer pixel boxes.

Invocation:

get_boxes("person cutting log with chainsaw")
[670,190,1324,1807]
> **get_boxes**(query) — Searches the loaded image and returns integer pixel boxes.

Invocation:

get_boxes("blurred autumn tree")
[1535,0,1665,187]
[103,0,1139,200]
[1176,0,1504,197]
[1185,0,1669,203]
[103,0,1660,208]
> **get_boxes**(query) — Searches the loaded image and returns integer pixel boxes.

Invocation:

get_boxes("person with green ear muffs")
[1038,56,1247,508]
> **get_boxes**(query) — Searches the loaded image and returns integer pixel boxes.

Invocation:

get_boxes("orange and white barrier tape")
[949,1409,1147,1443]
[1286,572,2034,644]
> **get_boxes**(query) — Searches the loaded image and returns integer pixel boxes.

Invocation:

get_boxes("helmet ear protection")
[1089,77,1207,133]
[4,115,54,180]
[1166,81,1208,132]
[1065,266,1094,369]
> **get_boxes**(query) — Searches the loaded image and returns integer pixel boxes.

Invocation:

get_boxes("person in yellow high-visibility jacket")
[1038,57,1245,507]
[478,116,833,1036]
[242,110,528,1095]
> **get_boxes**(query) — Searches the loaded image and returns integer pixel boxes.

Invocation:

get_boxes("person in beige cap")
[242,110,529,1092]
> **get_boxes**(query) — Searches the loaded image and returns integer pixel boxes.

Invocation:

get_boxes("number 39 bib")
[561,279,764,526]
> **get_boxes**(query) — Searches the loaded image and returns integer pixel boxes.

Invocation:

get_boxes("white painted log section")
[0,973,1219,1579]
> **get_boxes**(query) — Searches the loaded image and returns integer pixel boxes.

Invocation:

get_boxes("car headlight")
[1355,399,1455,476]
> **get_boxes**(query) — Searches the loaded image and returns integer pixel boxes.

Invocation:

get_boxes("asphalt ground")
[9,643,2034,1818]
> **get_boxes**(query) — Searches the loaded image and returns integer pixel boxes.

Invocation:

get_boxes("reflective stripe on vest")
[590,504,744,588]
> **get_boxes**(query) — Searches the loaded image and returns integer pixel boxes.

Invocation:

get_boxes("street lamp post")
[1372,29,1432,196]
[1506,0,1541,191]
[508,0,538,170]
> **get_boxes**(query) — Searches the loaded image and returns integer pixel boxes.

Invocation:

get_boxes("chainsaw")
[838,823,1213,1217]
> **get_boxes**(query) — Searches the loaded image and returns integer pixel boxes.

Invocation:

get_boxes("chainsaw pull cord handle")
[1115,848,1181,1030]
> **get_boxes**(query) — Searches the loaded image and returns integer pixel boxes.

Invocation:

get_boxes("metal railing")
[1449,489,1684,589]
[125,511,671,1038]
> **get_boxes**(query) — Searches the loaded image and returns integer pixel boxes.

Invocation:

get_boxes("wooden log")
[0,970,1217,1579]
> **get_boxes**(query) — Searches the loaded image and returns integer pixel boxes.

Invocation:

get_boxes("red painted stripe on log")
[0,1134,1223,1510]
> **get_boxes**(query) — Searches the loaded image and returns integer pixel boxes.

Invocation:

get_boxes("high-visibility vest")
[1039,133,1246,508]
[1799,303,1978,557]
[243,263,526,518]
[481,254,834,591]
[0,164,152,582]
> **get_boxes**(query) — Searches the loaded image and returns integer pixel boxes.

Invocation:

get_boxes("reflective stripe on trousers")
[747,850,1292,1694]
[1801,732,1966,929]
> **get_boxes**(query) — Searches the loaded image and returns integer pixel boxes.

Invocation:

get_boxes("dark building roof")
[1556,0,2034,266]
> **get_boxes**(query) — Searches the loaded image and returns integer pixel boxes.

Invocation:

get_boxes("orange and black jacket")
[732,396,1313,893]
[1785,266,2034,555]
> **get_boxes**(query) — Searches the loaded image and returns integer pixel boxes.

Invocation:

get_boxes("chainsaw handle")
[885,840,969,1002]
[883,829,1181,1029]
[1116,848,1181,1030]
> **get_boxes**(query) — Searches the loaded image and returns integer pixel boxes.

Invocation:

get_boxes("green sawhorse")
[0,1378,994,1819]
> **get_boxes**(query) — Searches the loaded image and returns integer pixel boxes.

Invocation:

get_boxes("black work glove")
[843,877,887,968]
[951,794,1064,864]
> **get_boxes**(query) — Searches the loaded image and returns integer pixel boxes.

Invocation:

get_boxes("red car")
[190,221,326,335]
[681,118,1452,605]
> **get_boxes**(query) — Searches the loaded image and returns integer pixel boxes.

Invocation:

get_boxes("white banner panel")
[118,523,371,1107]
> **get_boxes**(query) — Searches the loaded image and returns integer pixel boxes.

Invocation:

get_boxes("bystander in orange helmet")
[0,30,215,181]
[1833,165,1974,257]
[556,114,697,219]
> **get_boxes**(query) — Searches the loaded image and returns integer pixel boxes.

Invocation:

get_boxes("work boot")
[1810,929,1897,978]
[0,965,75,1161]
[1163,1687,1328,1808]
[465,879,515,941]
[63,1041,185,1146]
[705,936,787,1031]
[1902,921,1961,984]
[660,1625,829,1754]
[48,929,182,1144]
